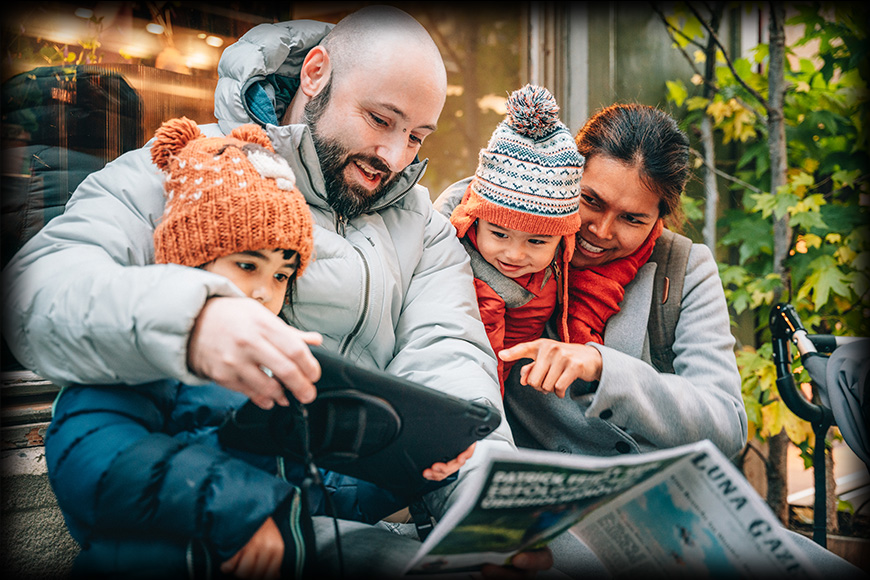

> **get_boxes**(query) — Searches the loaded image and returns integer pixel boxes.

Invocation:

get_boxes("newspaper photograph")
[404,440,820,578]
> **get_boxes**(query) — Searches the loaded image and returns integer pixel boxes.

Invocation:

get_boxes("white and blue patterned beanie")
[450,84,584,251]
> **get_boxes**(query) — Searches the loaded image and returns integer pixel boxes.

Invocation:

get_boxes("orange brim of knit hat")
[450,183,579,263]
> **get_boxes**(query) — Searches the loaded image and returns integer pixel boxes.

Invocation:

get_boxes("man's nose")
[376,133,412,173]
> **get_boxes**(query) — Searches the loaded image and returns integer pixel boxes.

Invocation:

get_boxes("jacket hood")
[214,19,428,213]
[215,20,333,132]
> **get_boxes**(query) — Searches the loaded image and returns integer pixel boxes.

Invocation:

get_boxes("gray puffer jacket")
[2,21,514,487]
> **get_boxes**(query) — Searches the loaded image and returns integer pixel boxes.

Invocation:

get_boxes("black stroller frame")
[770,303,868,548]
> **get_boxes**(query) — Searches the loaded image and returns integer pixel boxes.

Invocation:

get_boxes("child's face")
[203,250,299,315]
[475,220,561,279]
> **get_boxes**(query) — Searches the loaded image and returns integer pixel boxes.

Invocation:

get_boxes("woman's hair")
[574,103,689,225]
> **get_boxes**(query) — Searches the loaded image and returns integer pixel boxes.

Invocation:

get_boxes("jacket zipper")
[550,258,563,303]
[333,212,371,356]
[288,486,306,577]
[334,212,347,237]
[275,458,307,578]
[340,245,370,355]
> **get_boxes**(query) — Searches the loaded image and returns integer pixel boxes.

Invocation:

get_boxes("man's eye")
[409,134,423,146]
[370,113,388,127]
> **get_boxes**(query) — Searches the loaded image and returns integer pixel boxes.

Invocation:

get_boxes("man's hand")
[499,339,603,398]
[422,442,476,481]
[221,517,284,579]
[188,297,323,408]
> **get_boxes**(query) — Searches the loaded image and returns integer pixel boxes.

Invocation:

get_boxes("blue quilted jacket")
[45,379,407,568]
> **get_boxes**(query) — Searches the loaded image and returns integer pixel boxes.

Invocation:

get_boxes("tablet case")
[218,345,502,497]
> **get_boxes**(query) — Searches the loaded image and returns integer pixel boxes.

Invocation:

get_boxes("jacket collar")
[604,262,656,358]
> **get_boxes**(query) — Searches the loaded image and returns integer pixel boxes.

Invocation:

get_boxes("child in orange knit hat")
[45,117,324,579]
[151,116,314,315]
[449,84,584,393]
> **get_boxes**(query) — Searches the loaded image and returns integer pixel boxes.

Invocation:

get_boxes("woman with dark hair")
[494,102,863,577]
[496,102,748,459]
[439,100,860,577]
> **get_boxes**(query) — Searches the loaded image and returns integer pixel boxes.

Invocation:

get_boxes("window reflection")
[1,2,527,258]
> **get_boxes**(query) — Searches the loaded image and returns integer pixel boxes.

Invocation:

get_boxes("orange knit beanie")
[450,84,584,265]
[151,117,313,276]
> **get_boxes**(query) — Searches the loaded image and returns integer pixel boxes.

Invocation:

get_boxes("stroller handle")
[806,334,864,354]
[769,304,834,425]
[770,303,864,355]
[767,303,869,548]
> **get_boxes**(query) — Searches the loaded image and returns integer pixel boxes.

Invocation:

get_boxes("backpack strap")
[647,229,693,373]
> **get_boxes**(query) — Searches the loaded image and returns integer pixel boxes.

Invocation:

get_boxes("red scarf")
[564,219,663,344]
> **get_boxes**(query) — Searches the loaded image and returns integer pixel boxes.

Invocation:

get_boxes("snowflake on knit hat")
[504,84,561,140]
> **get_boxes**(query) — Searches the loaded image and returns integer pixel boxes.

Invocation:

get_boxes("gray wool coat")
[504,240,748,459]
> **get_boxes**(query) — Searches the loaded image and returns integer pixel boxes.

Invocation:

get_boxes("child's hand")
[422,442,476,481]
[221,517,284,579]
[499,339,603,398]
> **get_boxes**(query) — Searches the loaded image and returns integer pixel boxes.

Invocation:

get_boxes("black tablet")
[218,345,502,497]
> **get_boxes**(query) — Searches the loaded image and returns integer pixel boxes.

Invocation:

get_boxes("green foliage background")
[663,3,868,454]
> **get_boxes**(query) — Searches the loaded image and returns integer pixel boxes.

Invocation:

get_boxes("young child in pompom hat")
[151,116,315,314]
[449,84,584,393]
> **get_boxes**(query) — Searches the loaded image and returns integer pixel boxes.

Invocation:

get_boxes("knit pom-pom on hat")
[504,84,561,140]
[151,117,275,173]
[151,117,204,171]
[229,123,274,152]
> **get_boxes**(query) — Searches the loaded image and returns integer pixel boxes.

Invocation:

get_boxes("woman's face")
[570,155,661,269]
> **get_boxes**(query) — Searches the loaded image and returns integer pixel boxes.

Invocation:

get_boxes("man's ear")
[299,46,331,97]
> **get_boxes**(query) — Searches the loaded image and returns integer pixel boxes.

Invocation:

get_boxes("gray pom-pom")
[505,84,560,139]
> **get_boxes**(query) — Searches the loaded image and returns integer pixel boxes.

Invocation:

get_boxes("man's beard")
[303,82,398,221]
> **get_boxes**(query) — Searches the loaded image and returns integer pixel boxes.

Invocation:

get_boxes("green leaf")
[797,257,853,310]
[686,96,709,111]
[720,212,774,265]
[789,210,827,231]
[666,80,689,107]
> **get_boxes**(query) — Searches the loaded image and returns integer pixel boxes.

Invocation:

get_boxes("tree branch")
[683,2,770,117]
[650,2,765,124]
[689,147,766,195]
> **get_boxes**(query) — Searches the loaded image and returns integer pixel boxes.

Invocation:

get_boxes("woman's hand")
[499,339,603,398]
[221,517,284,579]
[423,442,476,481]
[481,547,554,578]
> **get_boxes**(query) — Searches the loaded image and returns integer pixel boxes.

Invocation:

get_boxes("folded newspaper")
[404,439,820,578]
